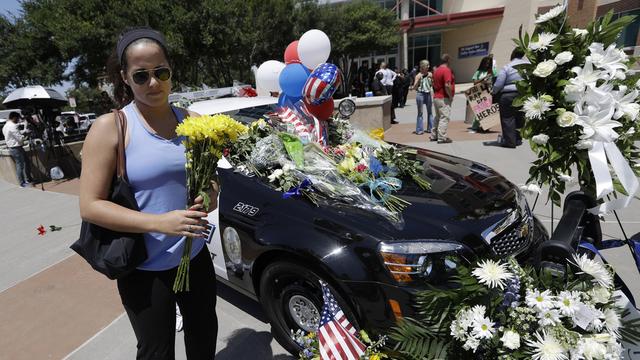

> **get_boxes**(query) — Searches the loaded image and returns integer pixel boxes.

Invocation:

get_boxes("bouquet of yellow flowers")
[174,114,247,292]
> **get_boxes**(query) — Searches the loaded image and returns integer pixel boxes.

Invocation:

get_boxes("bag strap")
[112,109,127,179]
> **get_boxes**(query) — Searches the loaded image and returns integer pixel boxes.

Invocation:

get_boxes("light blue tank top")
[123,102,205,271]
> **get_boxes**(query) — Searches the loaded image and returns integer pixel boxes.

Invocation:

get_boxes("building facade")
[353,0,640,83]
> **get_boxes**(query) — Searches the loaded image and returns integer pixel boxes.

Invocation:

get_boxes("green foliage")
[1,0,399,96]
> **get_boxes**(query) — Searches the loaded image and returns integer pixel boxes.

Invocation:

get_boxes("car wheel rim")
[288,294,320,332]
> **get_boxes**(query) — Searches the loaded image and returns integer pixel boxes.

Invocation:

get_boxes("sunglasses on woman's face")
[131,66,172,85]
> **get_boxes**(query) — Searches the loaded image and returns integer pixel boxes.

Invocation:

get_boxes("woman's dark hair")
[510,48,526,60]
[106,27,170,107]
[477,56,493,72]
[8,111,20,120]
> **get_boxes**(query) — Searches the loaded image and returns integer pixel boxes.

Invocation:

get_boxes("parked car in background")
[188,97,550,354]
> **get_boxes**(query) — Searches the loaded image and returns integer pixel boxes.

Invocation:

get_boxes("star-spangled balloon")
[303,63,342,105]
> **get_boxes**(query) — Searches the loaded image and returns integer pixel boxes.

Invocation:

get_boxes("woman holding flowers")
[79,27,217,359]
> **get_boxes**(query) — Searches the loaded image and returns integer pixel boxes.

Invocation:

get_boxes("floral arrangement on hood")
[512,3,639,213]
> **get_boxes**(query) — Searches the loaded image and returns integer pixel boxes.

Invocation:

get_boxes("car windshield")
[223,104,276,125]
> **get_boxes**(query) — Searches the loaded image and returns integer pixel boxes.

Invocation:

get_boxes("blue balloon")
[279,63,311,97]
[277,93,302,109]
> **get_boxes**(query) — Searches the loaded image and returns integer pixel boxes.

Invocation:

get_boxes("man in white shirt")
[2,112,33,187]
[375,62,399,124]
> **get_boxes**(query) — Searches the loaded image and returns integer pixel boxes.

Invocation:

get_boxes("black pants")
[117,247,218,360]
[499,92,524,147]
[385,85,396,120]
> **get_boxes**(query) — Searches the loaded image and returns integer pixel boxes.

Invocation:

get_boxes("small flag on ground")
[317,280,366,360]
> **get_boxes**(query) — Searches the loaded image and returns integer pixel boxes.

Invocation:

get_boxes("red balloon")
[304,97,334,120]
[284,41,300,64]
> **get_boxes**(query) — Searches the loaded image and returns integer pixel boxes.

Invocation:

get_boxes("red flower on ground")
[37,225,46,236]
[355,164,368,172]
[223,148,230,157]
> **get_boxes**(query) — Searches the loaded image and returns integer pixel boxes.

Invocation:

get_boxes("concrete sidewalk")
[0,181,293,360]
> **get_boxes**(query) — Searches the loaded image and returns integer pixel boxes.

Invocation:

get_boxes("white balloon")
[256,60,285,92]
[298,29,331,69]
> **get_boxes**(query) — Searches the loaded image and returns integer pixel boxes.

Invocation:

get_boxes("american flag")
[303,63,343,106]
[317,280,366,360]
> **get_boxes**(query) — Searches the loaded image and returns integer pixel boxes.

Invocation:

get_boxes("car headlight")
[379,241,465,284]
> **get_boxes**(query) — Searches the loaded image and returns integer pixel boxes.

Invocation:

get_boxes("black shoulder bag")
[70,109,147,280]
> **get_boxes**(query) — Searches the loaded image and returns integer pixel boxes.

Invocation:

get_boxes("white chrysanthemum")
[571,254,613,288]
[573,28,588,37]
[529,32,558,52]
[532,134,550,145]
[523,96,553,119]
[556,291,580,316]
[604,308,621,338]
[576,337,607,360]
[463,336,480,352]
[282,163,295,172]
[500,330,521,350]
[557,110,578,127]
[450,321,467,340]
[472,317,495,340]
[554,51,574,65]
[526,289,555,311]
[520,183,542,195]
[472,260,513,290]
[534,60,558,77]
[536,4,566,23]
[538,309,562,327]
[527,331,568,360]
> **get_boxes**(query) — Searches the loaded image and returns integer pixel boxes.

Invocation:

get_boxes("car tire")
[258,261,359,355]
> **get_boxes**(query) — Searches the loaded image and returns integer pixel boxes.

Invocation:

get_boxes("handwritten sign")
[458,42,489,59]
[464,81,500,130]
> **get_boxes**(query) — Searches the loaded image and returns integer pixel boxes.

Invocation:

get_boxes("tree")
[1,0,399,95]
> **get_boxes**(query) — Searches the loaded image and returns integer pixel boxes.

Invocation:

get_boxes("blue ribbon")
[579,240,639,308]
[283,178,313,199]
[366,177,402,203]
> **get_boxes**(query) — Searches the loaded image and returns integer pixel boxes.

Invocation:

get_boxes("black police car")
[190,97,549,354]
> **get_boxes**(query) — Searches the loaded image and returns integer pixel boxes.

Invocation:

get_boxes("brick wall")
[596,0,640,17]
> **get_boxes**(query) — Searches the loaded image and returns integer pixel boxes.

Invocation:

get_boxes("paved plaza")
[1,97,639,359]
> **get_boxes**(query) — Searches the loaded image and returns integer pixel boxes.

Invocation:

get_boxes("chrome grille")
[491,215,533,257]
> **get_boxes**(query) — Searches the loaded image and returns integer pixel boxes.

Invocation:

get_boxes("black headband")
[116,28,167,65]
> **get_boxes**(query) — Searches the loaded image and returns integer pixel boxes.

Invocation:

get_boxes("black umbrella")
[2,85,68,109]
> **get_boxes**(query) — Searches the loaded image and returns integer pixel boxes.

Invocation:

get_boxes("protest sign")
[464,81,500,130]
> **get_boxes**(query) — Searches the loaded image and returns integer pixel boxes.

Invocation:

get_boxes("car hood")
[325,147,520,247]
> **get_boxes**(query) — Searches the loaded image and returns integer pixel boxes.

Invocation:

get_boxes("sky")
[1,0,21,17]
[2,0,73,95]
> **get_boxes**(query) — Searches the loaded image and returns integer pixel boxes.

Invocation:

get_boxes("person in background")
[371,72,387,96]
[358,63,370,93]
[399,69,411,107]
[410,60,433,135]
[80,27,218,359]
[432,54,455,143]
[2,112,33,187]
[376,62,398,124]
[469,56,498,133]
[392,67,402,110]
[492,48,529,148]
